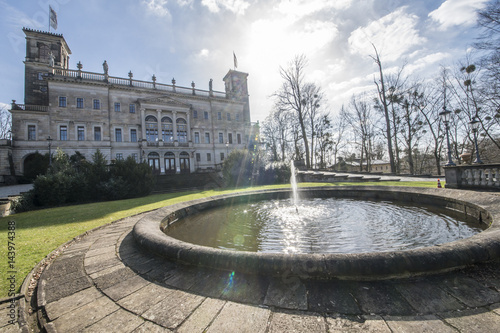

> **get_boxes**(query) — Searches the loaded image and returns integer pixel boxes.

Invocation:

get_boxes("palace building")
[3,28,253,179]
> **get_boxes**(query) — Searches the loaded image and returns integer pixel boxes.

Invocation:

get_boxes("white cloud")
[428,0,489,30]
[405,52,451,74]
[276,0,352,19]
[142,0,171,17]
[201,0,250,15]
[348,7,426,62]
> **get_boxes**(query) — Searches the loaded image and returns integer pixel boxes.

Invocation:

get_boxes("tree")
[371,44,396,173]
[301,83,323,167]
[274,55,311,168]
[0,104,12,139]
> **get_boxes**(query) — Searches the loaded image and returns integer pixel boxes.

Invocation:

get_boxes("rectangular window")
[228,133,233,144]
[205,132,210,144]
[220,152,225,161]
[217,112,222,120]
[130,129,137,142]
[94,127,101,141]
[129,104,136,113]
[207,153,211,162]
[60,126,67,141]
[227,113,231,121]
[114,102,121,112]
[28,125,36,141]
[59,96,67,107]
[76,98,84,109]
[193,110,198,118]
[196,153,201,162]
[93,99,100,110]
[204,111,209,120]
[218,132,224,144]
[115,128,122,142]
[116,153,123,161]
[237,133,241,144]
[77,126,85,141]
[194,132,200,144]
[236,113,240,122]
[131,153,138,162]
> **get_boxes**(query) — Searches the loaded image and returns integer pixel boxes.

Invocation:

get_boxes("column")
[156,109,162,142]
[140,108,146,141]
[186,112,191,143]
[172,111,177,142]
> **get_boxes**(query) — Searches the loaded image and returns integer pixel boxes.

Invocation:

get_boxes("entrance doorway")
[148,152,160,173]
[179,151,190,174]
[164,152,176,174]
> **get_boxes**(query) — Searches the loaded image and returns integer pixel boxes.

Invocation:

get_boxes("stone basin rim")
[132,186,500,280]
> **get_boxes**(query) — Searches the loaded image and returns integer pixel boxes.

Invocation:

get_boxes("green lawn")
[0,181,437,298]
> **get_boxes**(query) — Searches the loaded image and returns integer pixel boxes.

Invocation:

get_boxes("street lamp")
[469,116,483,164]
[47,135,53,166]
[439,109,456,166]
[226,142,229,157]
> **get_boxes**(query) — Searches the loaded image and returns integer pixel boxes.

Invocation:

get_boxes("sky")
[0,0,490,123]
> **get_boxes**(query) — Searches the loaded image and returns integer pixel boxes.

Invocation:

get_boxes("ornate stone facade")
[6,28,252,177]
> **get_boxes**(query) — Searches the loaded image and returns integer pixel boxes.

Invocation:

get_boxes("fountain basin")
[133,186,500,280]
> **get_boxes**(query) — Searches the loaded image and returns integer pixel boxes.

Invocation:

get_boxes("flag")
[49,6,57,30]
[233,51,238,69]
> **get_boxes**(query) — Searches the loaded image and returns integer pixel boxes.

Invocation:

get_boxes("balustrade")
[445,164,500,189]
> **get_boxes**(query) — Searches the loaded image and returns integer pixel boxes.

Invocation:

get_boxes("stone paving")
[19,213,500,332]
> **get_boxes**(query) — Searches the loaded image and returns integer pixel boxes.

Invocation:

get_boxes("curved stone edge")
[133,186,500,280]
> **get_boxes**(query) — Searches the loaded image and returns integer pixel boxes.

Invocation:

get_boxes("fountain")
[133,186,500,280]
[290,162,299,206]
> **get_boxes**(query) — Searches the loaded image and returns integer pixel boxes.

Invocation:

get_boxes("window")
[228,133,233,144]
[194,132,200,144]
[204,111,209,120]
[77,126,85,141]
[207,153,211,162]
[94,127,101,141]
[114,102,121,112]
[76,98,84,109]
[176,118,188,143]
[217,112,222,120]
[237,133,241,144]
[131,153,138,162]
[227,113,231,121]
[218,132,224,144]
[220,152,225,161]
[236,113,240,122]
[115,128,122,142]
[28,125,36,141]
[59,97,67,107]
[60,126,67,141]
[93,99,100,110]
[130,129,137,142]
[145,115,158,142]
[116,153,123,161]
[196,153,201,162]
[193,110,198,118]
[129,104,136,113]
[161,117,173,143]
[205,132,210,144]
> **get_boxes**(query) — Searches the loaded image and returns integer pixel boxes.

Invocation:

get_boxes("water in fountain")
[290,162,299,206]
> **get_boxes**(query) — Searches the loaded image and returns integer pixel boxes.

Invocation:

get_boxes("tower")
[23,28,71,106]
[223,70,251,123]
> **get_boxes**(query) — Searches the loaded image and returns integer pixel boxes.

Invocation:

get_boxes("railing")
[10,102,48,112]
[51,68,229,99]
[444,164,500,189]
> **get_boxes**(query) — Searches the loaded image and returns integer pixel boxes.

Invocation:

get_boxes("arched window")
[148,152,160,171]
[145,115,158,142]
[179,151,190,173]
[164,152,175,174]
[177,118,187,143]
[162,116,173,143]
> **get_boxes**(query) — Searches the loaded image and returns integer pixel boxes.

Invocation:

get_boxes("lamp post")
[469,116,483,164]
[439,109,456,166]
[47,135,53,166]
[226,142,229,157]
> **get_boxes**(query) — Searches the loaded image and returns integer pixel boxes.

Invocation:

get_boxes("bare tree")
[0,104,12,139]
[262,105,293,162]
[274,55,311,168]
[301,83,323,168]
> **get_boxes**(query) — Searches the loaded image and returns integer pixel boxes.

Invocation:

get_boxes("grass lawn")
[0,181,437,298]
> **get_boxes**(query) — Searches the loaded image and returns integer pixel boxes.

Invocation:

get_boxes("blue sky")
[0,0,490,122]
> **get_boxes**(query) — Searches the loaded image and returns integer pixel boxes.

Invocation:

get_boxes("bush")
[257,162,291,185]
[222,150,259,187]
